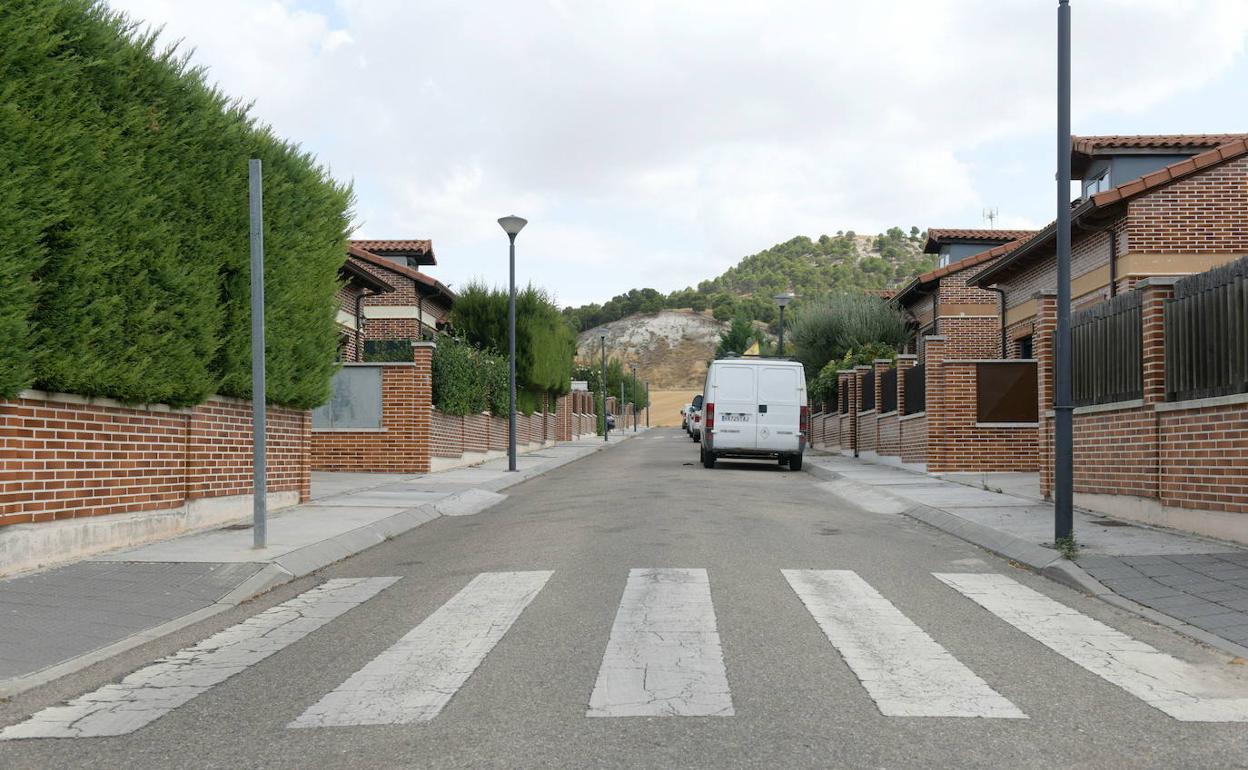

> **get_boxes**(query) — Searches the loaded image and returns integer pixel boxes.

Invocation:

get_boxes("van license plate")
[721,413,751,422]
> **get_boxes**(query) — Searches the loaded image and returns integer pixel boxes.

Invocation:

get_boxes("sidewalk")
[804,452,1248,658]
[0,431,640,698]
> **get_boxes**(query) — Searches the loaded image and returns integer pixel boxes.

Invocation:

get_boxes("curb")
[804,461,1248,661]
[0,435,637,700]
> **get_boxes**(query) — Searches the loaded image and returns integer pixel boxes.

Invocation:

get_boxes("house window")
[1084,169,1110,196]
[1017,335,1034,360]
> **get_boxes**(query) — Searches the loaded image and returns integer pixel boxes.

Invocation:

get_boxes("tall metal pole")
[1054,0,1074,542]
[600,335,608,441]
[631,365,637,432]
[645,380,650,427]
[508,234,518,472]
[778,305,786,357]
[248,159,267,549]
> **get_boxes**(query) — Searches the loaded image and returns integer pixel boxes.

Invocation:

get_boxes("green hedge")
[450,282,575,410]
[0,1,351,408]
[432,336,508,416]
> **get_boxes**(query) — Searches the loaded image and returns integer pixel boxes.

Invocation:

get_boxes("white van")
[699,358,808,470]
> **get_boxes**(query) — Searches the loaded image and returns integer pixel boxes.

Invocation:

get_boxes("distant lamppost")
[645,380,650,427]
[774,293,795,356]
[498,215,527,471]
[600,334,608,441]
[630,364,638,432]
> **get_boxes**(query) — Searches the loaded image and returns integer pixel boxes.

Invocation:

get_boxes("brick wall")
[899,413,927,464]
[1127,154,1248,254]
[310,344,433,474]
[1158,401,1248,514]
[877,412,900,457]
[0,393,310,528]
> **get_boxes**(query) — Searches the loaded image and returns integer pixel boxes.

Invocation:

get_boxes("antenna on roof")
[982,207,999,228]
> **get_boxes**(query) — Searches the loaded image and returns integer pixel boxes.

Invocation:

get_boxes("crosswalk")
[4,568,1248,739]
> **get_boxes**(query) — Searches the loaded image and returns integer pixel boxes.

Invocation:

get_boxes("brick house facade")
[335,257,395,362]
[345,242,455,349]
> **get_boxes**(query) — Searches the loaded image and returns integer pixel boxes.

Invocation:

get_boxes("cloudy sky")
[110,0,1248,307]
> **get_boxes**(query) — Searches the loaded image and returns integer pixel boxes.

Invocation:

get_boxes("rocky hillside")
[575,310,726,389]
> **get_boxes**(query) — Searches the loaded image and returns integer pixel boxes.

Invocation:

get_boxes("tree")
[715,315,754,358]
[788,293,908,378]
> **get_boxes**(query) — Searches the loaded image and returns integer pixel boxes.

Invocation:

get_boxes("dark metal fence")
[976,361,1038,422]
[861,371,876,412]
[1165,254,1248,402]
[880,368,898,414]
[839,384,848,414]
[1071,291,1143,406]
[903,364,925,415]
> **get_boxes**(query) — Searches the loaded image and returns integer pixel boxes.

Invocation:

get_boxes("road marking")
[936,573,1248,722]
[783,569,1025,718]
[0,577,399,739]
[587,568,733,717]
[290,570,552,727]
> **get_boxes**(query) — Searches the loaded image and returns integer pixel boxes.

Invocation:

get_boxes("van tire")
[788,453,803,471]
[702,449,716,469]
[777,456,789,468]
[691,431,700,443]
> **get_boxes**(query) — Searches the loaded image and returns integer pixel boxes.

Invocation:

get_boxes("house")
[345,240,457,354]
[972,134,1248,352]
[891,229,1035,359]
[335,256,394,362]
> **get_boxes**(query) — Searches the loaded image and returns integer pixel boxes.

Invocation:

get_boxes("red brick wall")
[1159,401,1248,514]
[877,412,899,457]
[939,316,1002,359]
[1127,155,1248,254]
[1,393,310,528]
[900,413,927,464]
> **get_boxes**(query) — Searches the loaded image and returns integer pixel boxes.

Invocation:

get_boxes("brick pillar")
[299,410,312,502]
[1138,278,1176,406]
[411,341,435,474]
[555,394,571,441]
[895,354,917,415]
[923,336,948,471]
[1033,291,1057,498]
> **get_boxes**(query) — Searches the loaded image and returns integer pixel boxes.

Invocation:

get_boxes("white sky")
[109,0,1248,307]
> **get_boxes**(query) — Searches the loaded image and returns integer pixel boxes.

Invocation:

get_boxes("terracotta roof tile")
[893,238,1028,307]
[1072,134,1247,155]
[349,239,436,265]
[922,228,1036,254]
[346,245,456,302]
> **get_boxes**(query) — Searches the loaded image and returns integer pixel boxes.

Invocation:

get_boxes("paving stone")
[1190,612,1248,630]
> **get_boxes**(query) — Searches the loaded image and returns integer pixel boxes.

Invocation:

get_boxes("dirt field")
[648,389,702,427]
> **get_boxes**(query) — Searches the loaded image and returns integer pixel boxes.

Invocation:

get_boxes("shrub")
[432,336,508,416]
[789,293,908,378]
[0,0,351,408]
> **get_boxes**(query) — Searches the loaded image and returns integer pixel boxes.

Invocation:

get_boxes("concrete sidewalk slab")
[0,429,643,698]
[805,452,1248,658]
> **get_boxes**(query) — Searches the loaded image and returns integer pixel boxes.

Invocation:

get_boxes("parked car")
[680,404,692,430]
[699,358,807,470]
[688,394,704,441]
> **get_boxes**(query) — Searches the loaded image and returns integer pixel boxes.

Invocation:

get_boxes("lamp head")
[773,292,795,308]
[498,215,528,237]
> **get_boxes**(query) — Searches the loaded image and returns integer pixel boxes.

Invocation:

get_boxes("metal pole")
[1054,0,1074,542]
[248,159,267,549]
[778,305,786,357]
[645,380,650,427]
[631,365,637,431]
[600,335,607,441]
[508,234,518,471]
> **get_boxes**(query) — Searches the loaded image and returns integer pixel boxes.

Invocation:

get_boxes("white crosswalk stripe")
[587,568,734,717]
[290,570,552,727]
[936,572,1248,722]
[0,577,399,740]
[783,569,1025,718]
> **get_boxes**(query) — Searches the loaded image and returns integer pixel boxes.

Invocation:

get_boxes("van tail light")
[800,405,809,436]
[704,402,715,430]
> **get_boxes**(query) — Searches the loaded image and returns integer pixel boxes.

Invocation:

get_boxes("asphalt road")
[3,429,1248,769]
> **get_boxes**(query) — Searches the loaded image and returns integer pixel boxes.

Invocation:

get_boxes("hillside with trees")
[562,227,933,332]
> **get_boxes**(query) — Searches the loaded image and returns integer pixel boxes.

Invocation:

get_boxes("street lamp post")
[1054,0,1074,543]
[774,293,795,357]
[630,365,638,432]
[498,215,527,472]
[645,380,650,428]
[600,334,607,442]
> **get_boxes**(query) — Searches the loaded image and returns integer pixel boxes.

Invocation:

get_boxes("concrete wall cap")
[872,359,893,365]
[1033,289,1058,299]
[14,389,195,415]
[410,340,437,349]
[922,334,948,341]
[1135,276,1181,289]
[1153,391,1248,412]
[853,365,872,371]
[896,354,919,360]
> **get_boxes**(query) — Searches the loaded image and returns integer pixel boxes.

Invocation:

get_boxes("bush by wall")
[450,282,575,411]
[790,293,908,380]
[0,0,351,408]
[432,336,509,416]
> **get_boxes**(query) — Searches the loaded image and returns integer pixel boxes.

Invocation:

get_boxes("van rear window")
[715,366,755,401]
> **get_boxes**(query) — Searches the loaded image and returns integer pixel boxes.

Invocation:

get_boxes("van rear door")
[711,364,757,450]
[756,365,801,452]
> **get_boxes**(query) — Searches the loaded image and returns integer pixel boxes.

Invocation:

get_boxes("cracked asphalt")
[3,428,1248,768]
